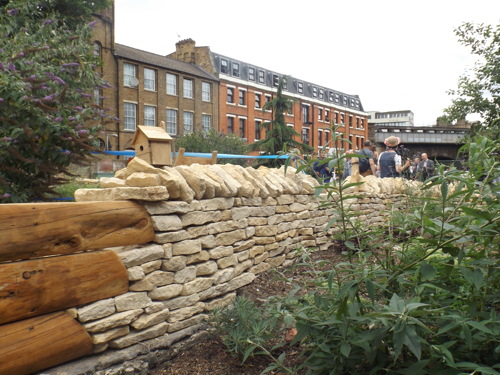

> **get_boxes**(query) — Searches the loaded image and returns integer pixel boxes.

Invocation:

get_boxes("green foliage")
[0,0,112,203]
[250,76,313,167]
[174,129,249,166]
[213,129,500,374]
[444,22,500,127]
[49,178,99,200]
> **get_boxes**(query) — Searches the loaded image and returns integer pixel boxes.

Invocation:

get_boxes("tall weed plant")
[211,126,499,375]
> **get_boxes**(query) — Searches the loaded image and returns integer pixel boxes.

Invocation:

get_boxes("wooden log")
[0,311,93,375]
[0,250,128,325]
[0,201,154,262]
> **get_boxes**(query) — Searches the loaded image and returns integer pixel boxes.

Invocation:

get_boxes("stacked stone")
[64,158,410,374]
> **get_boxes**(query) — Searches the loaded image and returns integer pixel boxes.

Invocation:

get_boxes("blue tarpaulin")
[97,150,290,159]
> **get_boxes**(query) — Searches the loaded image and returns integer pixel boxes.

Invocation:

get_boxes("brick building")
[168,39,369,154]
[93,4,368,156]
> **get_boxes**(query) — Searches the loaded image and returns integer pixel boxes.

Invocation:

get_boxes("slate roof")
[115,43,218,82]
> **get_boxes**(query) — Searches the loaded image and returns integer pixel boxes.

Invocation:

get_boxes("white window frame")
[202,82,211,102]
[144,68,156,91]
[202,114,211,132]
[183,78,193,99]
[144,105,156,126]
[123,102,137,131]
[123,63,137,87]
[166,73,177,95]
[166,108,177,135]
[183,111,194,134]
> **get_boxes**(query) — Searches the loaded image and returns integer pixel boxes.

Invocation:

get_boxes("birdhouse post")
[131,122,173,166]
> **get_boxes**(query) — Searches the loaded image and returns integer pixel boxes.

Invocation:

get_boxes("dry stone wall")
[44,158,410,375]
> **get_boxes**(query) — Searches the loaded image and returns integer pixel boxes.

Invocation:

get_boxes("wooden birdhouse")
[131,122,173,166]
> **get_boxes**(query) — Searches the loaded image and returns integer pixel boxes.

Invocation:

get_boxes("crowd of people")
[313,136,435,182]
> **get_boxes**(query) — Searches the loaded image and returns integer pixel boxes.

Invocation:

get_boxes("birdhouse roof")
[132,125,173,145]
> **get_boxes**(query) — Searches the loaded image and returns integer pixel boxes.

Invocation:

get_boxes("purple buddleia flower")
[62,63,80,67]
[62,150,71,155]
[68,116,76,121]
[80,93,92,98]
[74,106,84,111]
[54,117,63,123]
[77,129,89,136]
[0,62,4,70]
[43,19,55,26]
[0,98,4,102]
[0,49,4,53]
[7,9,19,16]
[53,76,66,85]
[29,74,36,80]
[17,52,24,57]
[88,21,97,27]
[2,137,12,141]
[7,62,16,71]
[42,95,55,101]
[113,117,120,121]
[1,193,11,198]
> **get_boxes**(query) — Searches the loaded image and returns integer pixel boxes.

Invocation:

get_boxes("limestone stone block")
[125,172,161,187]
[172,239,202,256]
[237,250,250,262]
[126,157,159,174]
[129,270,175,292]
[127,266,145,281]
[233,259,253,277]
[155,230,191,244]
[199,197,235,211]
[217,254,238,269]
[165,167,195,202]
[175,165,207,200]
[151,214,182,231]
[163,243,173,259]
[131,309,170,330]
[143,201,191,215]
[191,165,231,197]
[117,244,165,268]
[182,277,215,295]
[220,164,255,197]
[198,283,230,300]
[208,245,233,260]
[233,239,255,253]
[77,298,116,323]
[163,294,200,311]
[168,314,206,333]
[181,210,221,227]
[198,234,216,249]
[115,292,152,312]
[109,322,169,349]
[174,266,197,283]
[254,252,270,264]
[114,168,129,179]
[75,186,169,202]
[99,177,127,188]
[213,268,235,284]
[167,302,204,323]
[249,262,271,274]
[148,284,183,300]
[141,260,162,274]
[254,225,278,236]
[83,309,143,333]
[91,326,130,345]
[215,229,247,246]
[145,302,165,314]
[196,261,218,276]
[227,273,256,291]
[205,293,237,311]
[207,165,241,197]
[157,168,184,199]
[186,250,210,264]
[162,256,187,272]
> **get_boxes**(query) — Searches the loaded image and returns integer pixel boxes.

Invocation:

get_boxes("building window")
[144,105,156,126]
[221,59,229,74]
[183,111,194,134]
[202,82,211,102]
[312,87,317,97]
[341,113,345,125]
[202,114,211,132]
[334,112,339,124]
[319,89,324,100]
[318,108,323,121]
[249,67,255,81]
[302,128,310,145]
[301,104,309,123]
[232,62,240,77]
[255,93,261,108]
[255,120,261,140]
[93,42,101,57]
[123,102,136,131]
[297,82,303,94]
[265,95,271,106]
[349,115,353,128]
[227,87,234,103]
[166,109,177,135]
[123,63,137,87]
[239,118,246,138]
[183,78,193,98]
[272,74,279,87]
[238,90,245,105]
[325,131,330,145]
[144,68,156,91]
[258,70,265,84]
[93,87,101,106]
[166,73,177,95]
[227,117,234,134]
[329,92,334,102]
[318,130,323,146]
[325,109,330,122]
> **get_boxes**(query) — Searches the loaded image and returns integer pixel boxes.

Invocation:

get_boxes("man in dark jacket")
[417,153,435,180]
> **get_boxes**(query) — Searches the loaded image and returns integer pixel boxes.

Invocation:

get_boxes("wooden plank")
[0,250,128,325]
[0,311,93,375]
[0,201,154,262]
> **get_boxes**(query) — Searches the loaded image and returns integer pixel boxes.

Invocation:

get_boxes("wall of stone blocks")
[45,158,411,374]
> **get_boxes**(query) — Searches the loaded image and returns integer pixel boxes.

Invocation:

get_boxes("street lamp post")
[106,133,118,151]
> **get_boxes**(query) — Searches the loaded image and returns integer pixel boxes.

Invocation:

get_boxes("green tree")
[250,77,313,167]
[444,22,500,128]
[175,129,249,166]
[0,0,112,203]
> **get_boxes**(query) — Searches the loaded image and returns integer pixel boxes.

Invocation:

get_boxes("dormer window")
[221,59,229,74]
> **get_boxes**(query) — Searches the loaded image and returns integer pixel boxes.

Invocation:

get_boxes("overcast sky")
[115,0,499,126]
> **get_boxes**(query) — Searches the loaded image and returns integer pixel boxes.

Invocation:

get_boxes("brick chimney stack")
[175,38,196,63]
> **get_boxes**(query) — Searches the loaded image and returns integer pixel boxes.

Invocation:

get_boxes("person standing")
[359,140,377,177]
[377,136,410,178]
[409,157,420,180]
[418,153,435,180]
